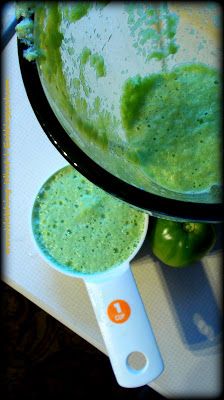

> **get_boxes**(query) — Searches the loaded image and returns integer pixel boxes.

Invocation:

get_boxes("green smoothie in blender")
[16,2,222,202]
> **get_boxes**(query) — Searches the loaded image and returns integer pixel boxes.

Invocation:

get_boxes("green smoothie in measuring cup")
[32,166,146,274]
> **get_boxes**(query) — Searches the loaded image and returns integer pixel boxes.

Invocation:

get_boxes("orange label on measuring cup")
[107,300,131,323]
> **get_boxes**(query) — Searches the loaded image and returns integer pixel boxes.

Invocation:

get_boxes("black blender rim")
[17,39,223,222]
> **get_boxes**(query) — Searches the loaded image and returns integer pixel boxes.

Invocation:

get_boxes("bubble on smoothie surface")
[32,166,145,274]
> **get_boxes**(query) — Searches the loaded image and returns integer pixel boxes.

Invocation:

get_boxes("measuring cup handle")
[85,264,164,388]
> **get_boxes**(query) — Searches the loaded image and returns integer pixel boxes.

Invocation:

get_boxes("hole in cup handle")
[126,351,148,373]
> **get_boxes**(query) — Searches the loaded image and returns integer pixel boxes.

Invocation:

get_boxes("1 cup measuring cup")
[31,169,164,388]
[83,218,164,388]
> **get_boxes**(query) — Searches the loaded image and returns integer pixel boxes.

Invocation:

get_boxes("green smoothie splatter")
[16,17,34,42]
[15,3,38,59]
[32,166,145,274]
[64,3,91,23]
[80,47,106,79]
[15,2,36,19]
[34,5,110,150]
[125,3,179,65]
[79,47,92,96]
[90,53,106,77]
[78,47,106,95]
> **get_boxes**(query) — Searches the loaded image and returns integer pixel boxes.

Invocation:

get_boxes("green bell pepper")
[149,218,216,267]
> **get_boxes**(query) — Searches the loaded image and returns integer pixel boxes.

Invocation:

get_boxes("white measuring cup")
[31,189,163,388]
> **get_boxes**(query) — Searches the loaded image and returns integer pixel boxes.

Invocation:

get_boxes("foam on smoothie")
[32,166,146,274]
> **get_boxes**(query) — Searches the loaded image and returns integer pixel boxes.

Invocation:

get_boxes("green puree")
[31,3,220,197]
[121,64,221,193]
[34,4,111,150]
[32,166,145,274]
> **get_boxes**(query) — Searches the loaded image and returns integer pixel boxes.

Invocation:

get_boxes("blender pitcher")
[17,2,222,221]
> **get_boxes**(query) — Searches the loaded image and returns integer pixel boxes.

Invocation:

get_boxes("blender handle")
[85,264,164,388]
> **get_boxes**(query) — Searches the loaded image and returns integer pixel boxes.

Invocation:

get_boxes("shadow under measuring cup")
[31,170,164,388]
